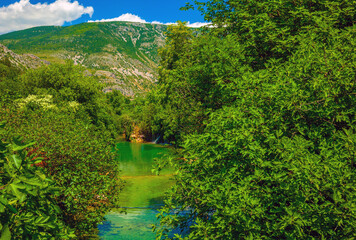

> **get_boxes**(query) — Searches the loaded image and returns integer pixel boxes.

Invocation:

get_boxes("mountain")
[0,21,168,96]
[0,43,49,70]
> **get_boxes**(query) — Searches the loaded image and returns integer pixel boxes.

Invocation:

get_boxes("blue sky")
[0,0,207,34]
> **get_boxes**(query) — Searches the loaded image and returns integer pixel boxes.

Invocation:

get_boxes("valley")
[1,1,355,238]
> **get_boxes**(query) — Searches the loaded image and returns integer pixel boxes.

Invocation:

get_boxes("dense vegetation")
[1,0,355,238]
[139,0,355,239]
[0,61,124,239]
[0,126,75,239]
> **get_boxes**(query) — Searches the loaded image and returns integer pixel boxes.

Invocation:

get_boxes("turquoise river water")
[98,142,173,240]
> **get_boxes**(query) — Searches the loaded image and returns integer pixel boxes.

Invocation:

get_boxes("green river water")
[98,142,173,240]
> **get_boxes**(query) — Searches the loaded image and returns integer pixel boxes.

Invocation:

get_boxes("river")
[98,141,173,239]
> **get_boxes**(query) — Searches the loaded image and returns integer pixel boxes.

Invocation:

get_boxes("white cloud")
[0,0,93,34]
[89,13,146,24]
[151,21,163,25]
[186,22,210,28]
[90,13,210,28]
[161,22,210,28]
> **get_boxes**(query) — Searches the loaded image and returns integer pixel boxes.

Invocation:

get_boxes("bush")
[19,61,120,132]
[0,105,123,238]
[0,123,75,239]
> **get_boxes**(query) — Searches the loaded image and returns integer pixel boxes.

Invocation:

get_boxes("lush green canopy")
[153,0,356,239]
[0,62,124,239]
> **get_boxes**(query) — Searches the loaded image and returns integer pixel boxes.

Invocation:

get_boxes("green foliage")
[150,22,204,144]
[185,0,356,69]
[0,124,75,239]
[0,58,22,104]
[20,61,101,103]
[114,94,159,141]
[106,90,130,116]
[0,106,123,238]
[159,21,194,71]
[151,22,252,144]
[0,22,167,62]
[0,59,124,238]
[19,61,120,132]
[155,0,356,239]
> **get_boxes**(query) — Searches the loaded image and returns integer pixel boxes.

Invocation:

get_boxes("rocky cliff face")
[0,22,168,96]
[0,44,49,69]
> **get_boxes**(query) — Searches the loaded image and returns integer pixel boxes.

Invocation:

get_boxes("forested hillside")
[0,22,168,95]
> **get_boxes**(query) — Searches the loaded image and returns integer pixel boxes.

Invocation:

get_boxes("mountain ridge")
[0,21,168,96]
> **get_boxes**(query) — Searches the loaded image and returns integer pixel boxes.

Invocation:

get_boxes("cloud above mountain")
[89,13,210,28]
[89,13,147,24]
[0,0,93,34]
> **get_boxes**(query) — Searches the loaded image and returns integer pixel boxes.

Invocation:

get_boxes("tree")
[155,0,356,238]
[19,61,120,132]
[184,0,356,69]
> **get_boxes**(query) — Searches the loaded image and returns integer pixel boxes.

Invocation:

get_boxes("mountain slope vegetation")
[0,21,168,95]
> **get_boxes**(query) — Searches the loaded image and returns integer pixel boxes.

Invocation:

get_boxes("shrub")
[0,106,123,238]
[0,123,75,239]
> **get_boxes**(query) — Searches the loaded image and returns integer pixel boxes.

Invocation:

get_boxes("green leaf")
[7,204,17,214]
[0,197,7,213]
[0,224,11,240]
[9,183,26,202]
[18,176,44,187]
[10,154,22,169]
[0,197,17,214]
[12,137,35,152]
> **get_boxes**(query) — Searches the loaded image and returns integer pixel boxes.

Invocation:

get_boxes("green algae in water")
[116,142,172,176]
[120,175,174,208]
[99,142,173,239]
